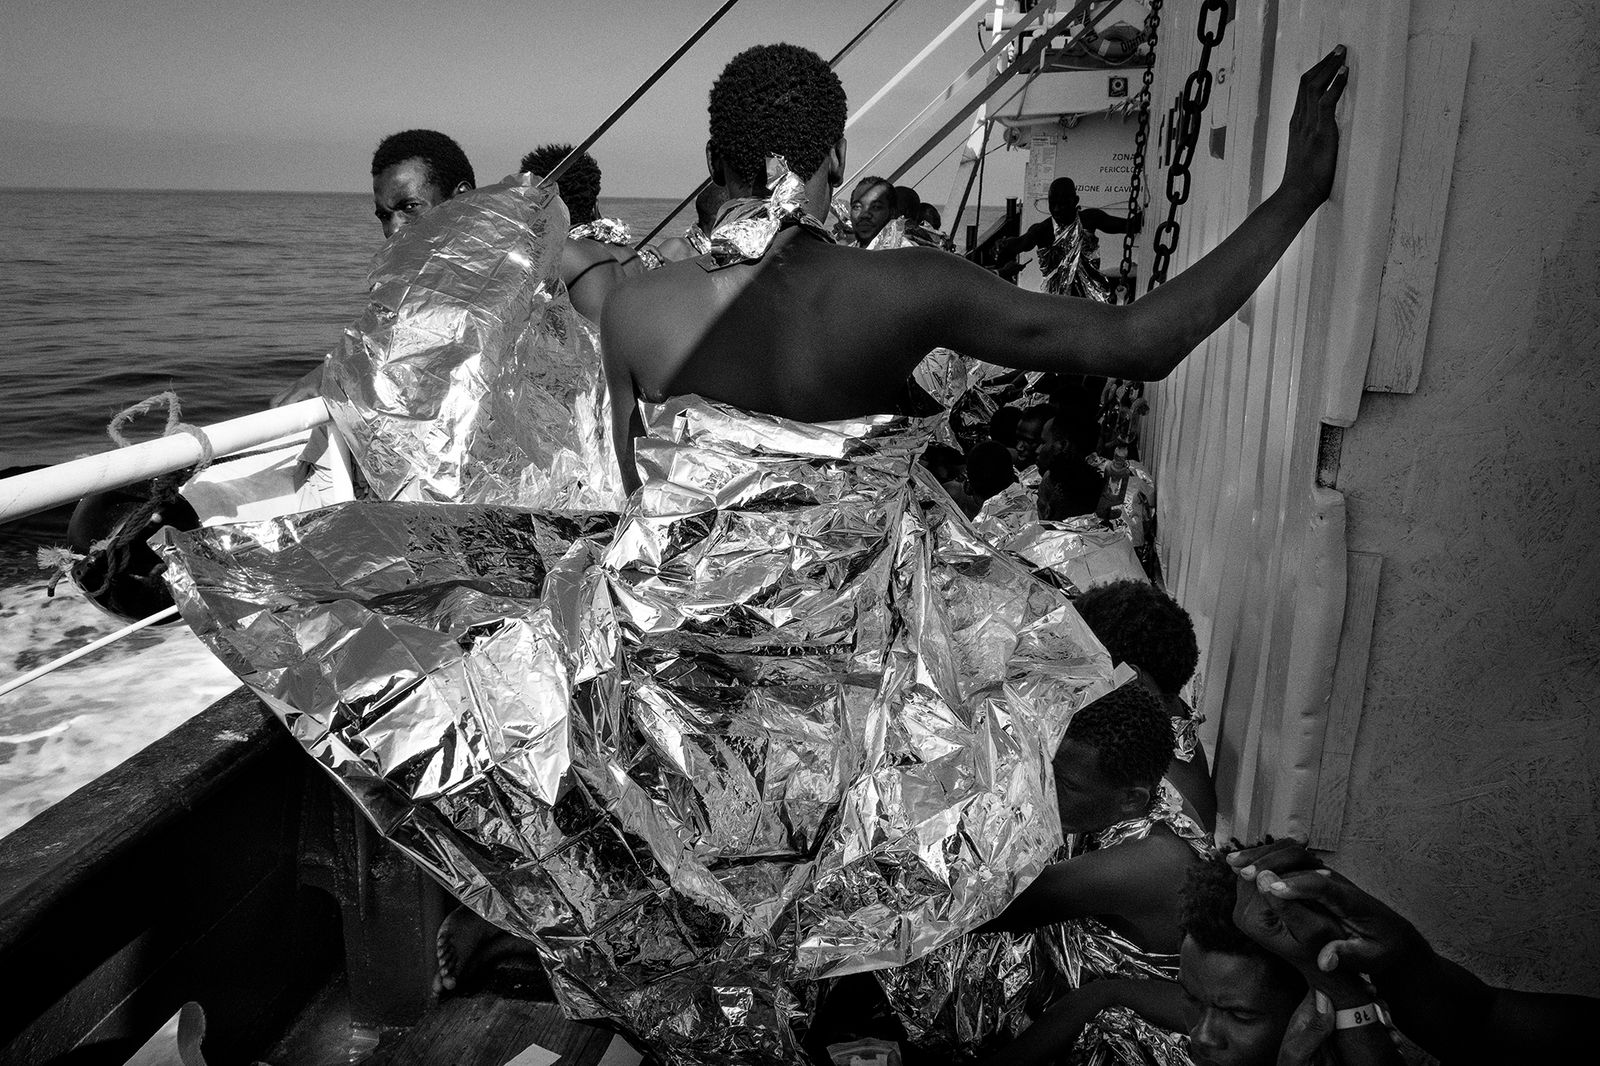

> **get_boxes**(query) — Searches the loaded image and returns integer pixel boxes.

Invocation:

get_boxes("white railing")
[0,398,331,526]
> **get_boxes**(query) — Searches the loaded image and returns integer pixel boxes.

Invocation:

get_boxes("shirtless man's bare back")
[601,42,1347,492]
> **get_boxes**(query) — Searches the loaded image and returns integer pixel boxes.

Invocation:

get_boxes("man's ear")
[827,137,847,188]
[452,181,473,197]
[1119,784,1152,818]
[706,141,726,187]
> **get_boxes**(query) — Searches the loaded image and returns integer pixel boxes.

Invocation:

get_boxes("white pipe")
[846,0,993,131]
[845,0,1061,185]
[881,0,1123,186]
[0,605,181,699]
[0,398,332,525]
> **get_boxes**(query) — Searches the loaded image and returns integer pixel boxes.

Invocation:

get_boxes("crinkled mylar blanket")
[321,173,622,510]
[160,395,1117,1064]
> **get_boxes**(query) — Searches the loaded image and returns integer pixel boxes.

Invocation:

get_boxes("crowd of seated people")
[835,175,954,249]
[922,369,1152,552]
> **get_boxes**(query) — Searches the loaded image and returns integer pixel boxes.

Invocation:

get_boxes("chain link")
[1117,0,1161,301]
[1147,0,1231,291]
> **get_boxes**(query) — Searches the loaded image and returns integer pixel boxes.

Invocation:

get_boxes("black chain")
[1147,0,1230,292]
[1118,0,1162,302]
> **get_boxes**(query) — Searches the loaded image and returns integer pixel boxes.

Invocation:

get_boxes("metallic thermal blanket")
[321,173,622,510]
[973,476,1147,595]
[875,783,1207,1061]
[159,394,1117,1062]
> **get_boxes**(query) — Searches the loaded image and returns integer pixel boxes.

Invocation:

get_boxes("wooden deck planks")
[371,995,619,1066]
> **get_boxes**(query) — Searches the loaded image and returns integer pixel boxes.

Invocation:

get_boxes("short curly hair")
[893,185,922,220]
[966,440,1018,501]
[1180,851,1259,955]
[990,406,1022,446]
[709,43,846,191]
[521,143,602,224]
[371,129,475,196]
[1073,579,1199,698]
[1062,682,1174,791]
[1181,852,1304,987]
[851,175,894,203]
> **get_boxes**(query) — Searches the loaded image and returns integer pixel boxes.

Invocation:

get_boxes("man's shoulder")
[828,240,959,276]
[604,256,702,308]
[566,234,617,263]
[599,256,721,349]
[1132,821,1208,871]
[653,236,696,261]
[1095,824,1204,870]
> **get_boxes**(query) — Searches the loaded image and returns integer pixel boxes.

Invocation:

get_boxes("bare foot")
[433,906,546,997]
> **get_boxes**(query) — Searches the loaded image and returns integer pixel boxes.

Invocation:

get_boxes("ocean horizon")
[0,189,701,468]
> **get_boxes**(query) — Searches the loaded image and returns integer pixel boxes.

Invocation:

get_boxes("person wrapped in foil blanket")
[319,171,624,512]
[877,780,1209,1062]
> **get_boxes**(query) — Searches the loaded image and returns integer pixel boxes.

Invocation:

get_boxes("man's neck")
[801,171,837,221]
[727,170,835,221]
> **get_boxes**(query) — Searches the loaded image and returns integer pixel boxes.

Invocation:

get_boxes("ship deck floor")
[265,974,632,1066]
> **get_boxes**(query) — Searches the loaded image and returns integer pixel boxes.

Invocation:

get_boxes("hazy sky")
[2,0,1028,202]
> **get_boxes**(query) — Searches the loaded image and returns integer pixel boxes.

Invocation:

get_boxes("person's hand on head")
[1231,845,1334,974]
[1282,45,1349,208]
[1276,989,1334,1066]
[1228,840,1426,976]
[1228,839,1319,882]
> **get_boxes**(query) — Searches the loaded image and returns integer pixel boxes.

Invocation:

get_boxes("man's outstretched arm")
[1079,206,1140,235]
[909,46,1348,382]
[998,218,1053,259]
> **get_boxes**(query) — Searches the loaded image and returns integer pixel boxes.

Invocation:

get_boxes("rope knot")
[106,391,215,474]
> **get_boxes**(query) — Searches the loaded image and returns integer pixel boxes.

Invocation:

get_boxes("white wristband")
[1334,1002,1388,1030]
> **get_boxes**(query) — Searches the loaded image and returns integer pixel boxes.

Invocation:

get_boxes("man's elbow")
[1142,352,1180,381]
[1146,327,1215,380]
[1111,309,1194,381]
